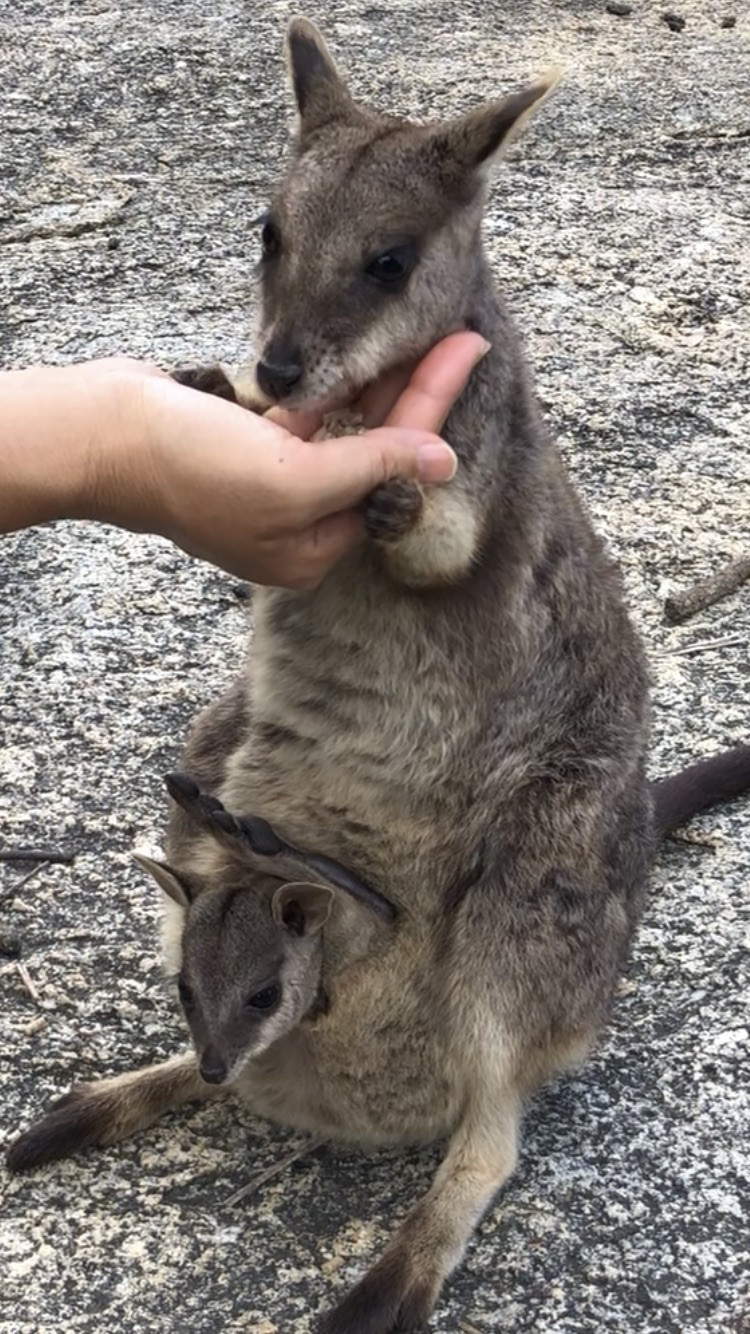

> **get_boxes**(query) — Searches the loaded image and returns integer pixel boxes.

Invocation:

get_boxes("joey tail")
[651,744,750,837]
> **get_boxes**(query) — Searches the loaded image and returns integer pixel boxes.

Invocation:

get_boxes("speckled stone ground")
[1,1,749,1332]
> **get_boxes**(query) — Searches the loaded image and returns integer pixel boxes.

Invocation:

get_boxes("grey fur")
[8,20,750,1334]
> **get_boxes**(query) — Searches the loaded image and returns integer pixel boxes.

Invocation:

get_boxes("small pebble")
[662,12,686,30]
[22,1016,47,1037]
[0,929,22,959]
[606,1,632,14]
[232,582,253,601]
[720,15,736,27]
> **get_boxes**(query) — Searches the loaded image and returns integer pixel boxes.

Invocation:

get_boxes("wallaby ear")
[272,882,335,936]
[436,70,563,176]
[285,17,353,134]
[132,853,193,909]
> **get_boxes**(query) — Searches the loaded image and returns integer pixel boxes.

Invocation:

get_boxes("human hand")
[125,330,489,588]
[0,332,488,589]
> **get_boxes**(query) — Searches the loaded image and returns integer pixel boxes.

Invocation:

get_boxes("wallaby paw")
[170,364,238,402]
[6,1085,108,1173]
[318,1253,438,1334]
[364,479,424,545]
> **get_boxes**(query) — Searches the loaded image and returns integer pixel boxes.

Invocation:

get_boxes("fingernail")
[417,442,458,483]
[476,337,492,360]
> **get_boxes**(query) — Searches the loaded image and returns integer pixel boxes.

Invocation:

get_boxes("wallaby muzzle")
[199,1047,228,1085]
[256,338,304,402]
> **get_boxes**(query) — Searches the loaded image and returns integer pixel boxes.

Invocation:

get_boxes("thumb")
[297,428,457,523]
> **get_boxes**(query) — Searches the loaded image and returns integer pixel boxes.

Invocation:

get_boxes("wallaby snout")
[198,1047,229,1085]
[256,339,304,402]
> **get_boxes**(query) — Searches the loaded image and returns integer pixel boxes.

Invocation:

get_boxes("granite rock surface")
[1,1,749,1332]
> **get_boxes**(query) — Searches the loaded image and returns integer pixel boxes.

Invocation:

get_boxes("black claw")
[212,810,239,835]
[303,853,397,923]
[164,772,200,802]
[162,773,397,923]
[240,816,283,856]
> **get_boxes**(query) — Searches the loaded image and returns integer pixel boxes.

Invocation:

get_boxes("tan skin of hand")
[0,332,489,590]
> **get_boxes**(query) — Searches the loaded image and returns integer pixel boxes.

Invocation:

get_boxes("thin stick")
[11,865,43,891]
[16,960,42,1005]
[659,633,745,659]
[664,556,750,626]
[0,848,75,864]
[0,864,43,905]
[666,830,717,850]
[461,1323,486,1334]
[224,1135,326,1207]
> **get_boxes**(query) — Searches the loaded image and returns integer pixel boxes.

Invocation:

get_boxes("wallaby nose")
[256,350,303,402]
[199,1050,228,1085]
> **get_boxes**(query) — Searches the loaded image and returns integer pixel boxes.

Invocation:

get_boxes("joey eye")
[365,245,417,291]
[245,982,281,1013]
[177,975,195,1011]
[260,218,280,259]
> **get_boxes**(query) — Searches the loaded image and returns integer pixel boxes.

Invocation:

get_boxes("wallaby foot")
[318,1096,520,1334]
[365,478,424,544]
[6,1052,215,1173]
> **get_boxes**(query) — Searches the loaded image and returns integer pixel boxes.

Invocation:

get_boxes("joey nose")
[256,350,304,402]
[199,1050,228,1085]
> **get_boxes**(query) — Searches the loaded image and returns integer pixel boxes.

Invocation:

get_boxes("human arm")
[0,331,488,589]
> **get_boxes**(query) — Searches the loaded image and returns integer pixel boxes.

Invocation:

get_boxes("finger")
[289,510,367,586]
[95,356,166,380]
[354,362,415,428]
[264,403,325,440]
[264,357,447,439]
[292,427,455,524]
[383,331,490,432]
[263,330,489,440]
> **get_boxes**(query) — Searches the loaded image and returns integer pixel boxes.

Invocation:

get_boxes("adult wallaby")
[8,19,750,1334]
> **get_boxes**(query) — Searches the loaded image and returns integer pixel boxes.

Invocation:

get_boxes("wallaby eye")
[177,975,195,1011]
[365,245,417,291]
[245,982,281,1012]
[260,218,280,259]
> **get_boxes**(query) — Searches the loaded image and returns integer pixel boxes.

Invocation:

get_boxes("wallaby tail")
[651,744,750,837]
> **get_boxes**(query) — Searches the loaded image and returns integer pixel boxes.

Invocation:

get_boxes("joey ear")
[132,853,193,909]
[285,18,354,134]
[271,882,335,936]
[436,70,563,176]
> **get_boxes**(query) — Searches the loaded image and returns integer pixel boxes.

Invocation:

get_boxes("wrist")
[0,360,157,534]
[72,367,162,533]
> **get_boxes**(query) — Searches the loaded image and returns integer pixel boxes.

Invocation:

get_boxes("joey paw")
[170,364,238,402]
[364,478,424,545]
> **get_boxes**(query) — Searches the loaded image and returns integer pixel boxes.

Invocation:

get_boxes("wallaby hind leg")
[6,1051,216,1174]
[319,1093,521,1334]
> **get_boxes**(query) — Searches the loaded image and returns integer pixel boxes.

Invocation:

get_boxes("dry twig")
[664,556,750,625]
[16,960,42,1004]
[0,864,43,906]
[659,633,745,659]
[0,848,75,864]
[667,830,718,850]
[225,1135,327,1207]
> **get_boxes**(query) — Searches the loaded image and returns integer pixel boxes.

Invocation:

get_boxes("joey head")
[135,854,332,1084]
